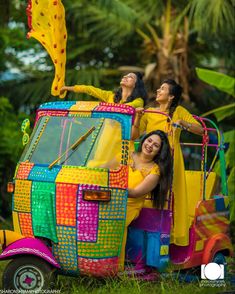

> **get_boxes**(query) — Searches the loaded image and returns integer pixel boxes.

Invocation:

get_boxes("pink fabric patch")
[77,185,99,242]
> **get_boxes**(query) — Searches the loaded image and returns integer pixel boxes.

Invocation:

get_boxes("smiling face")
[142,134,162,159]
[156,83,174,105]
[120,73,137,89]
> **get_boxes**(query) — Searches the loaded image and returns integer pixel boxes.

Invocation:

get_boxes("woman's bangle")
[133,125,139,128]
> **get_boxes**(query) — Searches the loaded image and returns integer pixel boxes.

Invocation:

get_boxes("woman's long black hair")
[114,72,148,106]
[138,130,173,209]
[162,79,182,121]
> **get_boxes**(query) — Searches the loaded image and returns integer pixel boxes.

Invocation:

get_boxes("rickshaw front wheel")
[2,256,56,291]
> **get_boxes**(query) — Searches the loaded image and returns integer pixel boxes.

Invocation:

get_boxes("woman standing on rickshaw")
[132,79,204,246]
[60,72,147,167]
[60,72,147,108]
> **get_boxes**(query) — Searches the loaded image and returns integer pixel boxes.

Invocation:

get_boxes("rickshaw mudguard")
[0,237,60,268]
[202,233,234,264]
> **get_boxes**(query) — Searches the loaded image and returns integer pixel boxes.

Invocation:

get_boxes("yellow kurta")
[119,158,160,269]
[73,85,144,168]
[73,85,144,107]
[139,106,200,246]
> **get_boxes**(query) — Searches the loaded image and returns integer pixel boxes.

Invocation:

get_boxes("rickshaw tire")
[2,255,57,291]
[212,252,226,264]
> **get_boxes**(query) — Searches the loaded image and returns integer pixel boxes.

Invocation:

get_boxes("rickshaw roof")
[37,101,135,117]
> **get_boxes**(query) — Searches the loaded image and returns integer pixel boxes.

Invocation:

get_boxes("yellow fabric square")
[160,245,169,255]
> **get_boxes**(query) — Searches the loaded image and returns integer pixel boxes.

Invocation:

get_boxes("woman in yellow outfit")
[119,130,173,270]
[132,79,204,246]
[60,73,147,167]
[60,72,147,107]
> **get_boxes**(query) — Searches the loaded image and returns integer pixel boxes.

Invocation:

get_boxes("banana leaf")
[196,67,235,97]
[201,103,235,121]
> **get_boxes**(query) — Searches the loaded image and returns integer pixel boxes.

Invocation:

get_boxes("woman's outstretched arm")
[128,174,159,198]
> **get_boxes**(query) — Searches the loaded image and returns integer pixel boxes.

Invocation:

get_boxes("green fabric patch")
[31,181,58,243]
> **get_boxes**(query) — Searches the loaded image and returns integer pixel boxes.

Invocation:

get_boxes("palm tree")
[68,0,234,101]
[1,0,234,107]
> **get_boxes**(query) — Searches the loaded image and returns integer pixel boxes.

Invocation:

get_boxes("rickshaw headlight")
[83,190,111,202]
[7,182,14,193]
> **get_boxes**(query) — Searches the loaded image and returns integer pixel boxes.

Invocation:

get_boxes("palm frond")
[189,0,235,35]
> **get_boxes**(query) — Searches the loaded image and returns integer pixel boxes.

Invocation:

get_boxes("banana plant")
[196,67,235,223]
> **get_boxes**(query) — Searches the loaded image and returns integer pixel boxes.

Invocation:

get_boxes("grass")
[50,272,235,294]
[0,219,234,293]
[1,260,234,293]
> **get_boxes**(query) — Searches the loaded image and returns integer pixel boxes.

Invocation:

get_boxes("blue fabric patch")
[39,101,76,110]
[126,227,146,264]
[215,197,226,211]
[28,164,61,182]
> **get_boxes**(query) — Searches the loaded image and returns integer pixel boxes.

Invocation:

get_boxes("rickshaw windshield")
[20,116,122,169]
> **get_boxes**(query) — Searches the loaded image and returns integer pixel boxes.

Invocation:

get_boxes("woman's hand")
[133,108,144,127]
[128,174,159,198]
[173,119,204,135]
[172,120,184,130]
[60,86,74,95]
[131,108,144,140]
[135,107,144,117]
[128,188,137,198]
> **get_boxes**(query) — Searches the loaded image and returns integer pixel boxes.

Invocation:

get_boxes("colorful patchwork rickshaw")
[0,101,233,291]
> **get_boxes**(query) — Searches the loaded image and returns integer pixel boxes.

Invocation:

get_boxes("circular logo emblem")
[203,263,223,280]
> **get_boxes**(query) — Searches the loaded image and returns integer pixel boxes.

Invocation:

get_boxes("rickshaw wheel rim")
[13,264,44,291]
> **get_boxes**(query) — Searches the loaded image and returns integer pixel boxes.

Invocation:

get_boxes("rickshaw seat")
[185,170,218,223]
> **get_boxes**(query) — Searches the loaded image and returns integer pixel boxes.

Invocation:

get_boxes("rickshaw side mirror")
[21,118,30,146]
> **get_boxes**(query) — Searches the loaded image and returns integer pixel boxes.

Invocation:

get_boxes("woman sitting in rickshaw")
[132,79,204,246]
[119,130,173,270]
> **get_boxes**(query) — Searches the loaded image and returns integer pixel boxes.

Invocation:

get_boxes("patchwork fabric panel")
[13,180,32,212]
[36,110,68,122]
[15,162,34,180]
[56,166,108,186]
[121,140,130,166]
[18,213,33,237]
[56,183,78,226]
[78,220,124,258]
[99,188,127,220]
[53,226,77,271]
[109,165,128,189]
[31,181,57,242]
[77,185,99,242]
[78,256,119,277]
[69,101,99,113]
[28,165,61,182]
[38,101,76,110]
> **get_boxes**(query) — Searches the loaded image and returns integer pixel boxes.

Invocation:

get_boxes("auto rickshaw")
[0,101,233,291]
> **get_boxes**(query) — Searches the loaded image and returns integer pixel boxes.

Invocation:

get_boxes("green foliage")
[0,97,24,215]
[196,68,235,224]
[201,103,235,122]
[189,0,235,36]
[0,97,22,167]
[196,68,235,97]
